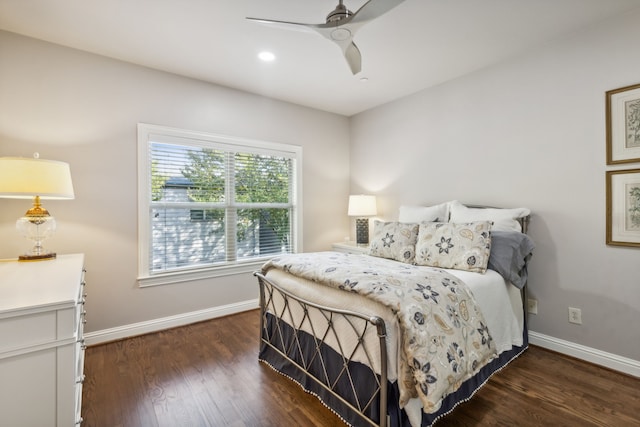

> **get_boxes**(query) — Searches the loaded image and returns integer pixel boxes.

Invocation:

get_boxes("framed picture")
[606,83,640,164]
[606,168,640,247]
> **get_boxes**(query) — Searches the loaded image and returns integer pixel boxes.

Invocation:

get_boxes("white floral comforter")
[262,251,497,414]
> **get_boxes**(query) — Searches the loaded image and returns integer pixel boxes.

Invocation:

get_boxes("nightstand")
[332,241,370,255]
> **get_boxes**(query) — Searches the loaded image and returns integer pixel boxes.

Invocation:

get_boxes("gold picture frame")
[606,83,640,165]
[606,168,640,247]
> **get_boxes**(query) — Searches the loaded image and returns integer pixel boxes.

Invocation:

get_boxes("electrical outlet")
[568,307,582,324]
[527,298,538,314]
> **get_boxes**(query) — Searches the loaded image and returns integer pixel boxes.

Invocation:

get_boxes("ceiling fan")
[247,0,405,74]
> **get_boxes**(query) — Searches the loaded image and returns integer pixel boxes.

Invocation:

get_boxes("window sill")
[137,259,269,288]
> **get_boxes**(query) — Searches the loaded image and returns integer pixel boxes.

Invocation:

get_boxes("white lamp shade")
[348,195,377,216]
[0,157,75,200]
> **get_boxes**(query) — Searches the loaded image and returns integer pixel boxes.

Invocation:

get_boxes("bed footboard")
[255,271,389,427]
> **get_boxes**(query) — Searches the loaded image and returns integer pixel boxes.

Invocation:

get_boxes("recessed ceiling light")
[258,51,276,62]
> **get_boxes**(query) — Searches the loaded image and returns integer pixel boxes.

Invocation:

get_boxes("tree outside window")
[147,140,296,274]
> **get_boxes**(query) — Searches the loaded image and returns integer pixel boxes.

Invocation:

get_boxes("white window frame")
[137,123,303,287]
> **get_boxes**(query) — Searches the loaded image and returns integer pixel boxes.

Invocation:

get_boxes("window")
[137,124,302,286]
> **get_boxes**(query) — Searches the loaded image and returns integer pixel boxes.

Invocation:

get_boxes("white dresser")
[0,254,86,427]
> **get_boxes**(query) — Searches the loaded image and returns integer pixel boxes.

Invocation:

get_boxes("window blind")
[145,134,297,275]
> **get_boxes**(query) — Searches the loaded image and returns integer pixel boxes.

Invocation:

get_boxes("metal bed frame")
[255,211,530,427]
[255,270,390,427]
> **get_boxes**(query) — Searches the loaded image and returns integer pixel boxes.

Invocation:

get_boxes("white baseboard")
[84,299,259,346]
[85,308,640,378]
[529,331,640,378]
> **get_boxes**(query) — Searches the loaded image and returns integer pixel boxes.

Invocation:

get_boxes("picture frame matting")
[606,83,640,165]
[606,168,640,247]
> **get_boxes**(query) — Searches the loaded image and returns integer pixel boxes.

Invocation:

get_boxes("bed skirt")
[259,311,529,427]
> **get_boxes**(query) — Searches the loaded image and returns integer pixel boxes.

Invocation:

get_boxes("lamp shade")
[0,157,75,200]
[348,195,377,216]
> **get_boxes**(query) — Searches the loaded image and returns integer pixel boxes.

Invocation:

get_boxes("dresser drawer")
[0,301,78,354]
[0,347,57,426]
[0,311,57,354]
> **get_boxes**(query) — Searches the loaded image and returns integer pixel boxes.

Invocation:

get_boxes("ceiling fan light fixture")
[331,28,351,41]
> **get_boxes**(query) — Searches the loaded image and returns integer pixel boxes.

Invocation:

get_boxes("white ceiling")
[1,0,640,116]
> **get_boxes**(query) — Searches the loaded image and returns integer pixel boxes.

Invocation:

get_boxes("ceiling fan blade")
[317,25,361,74]
[248,13,361,73]
[246,17,316,34]
[343,41,362,74]
[350,0,405,25]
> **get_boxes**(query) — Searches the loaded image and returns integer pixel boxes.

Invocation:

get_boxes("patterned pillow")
[415,221,493,273]
[368,220,419,264]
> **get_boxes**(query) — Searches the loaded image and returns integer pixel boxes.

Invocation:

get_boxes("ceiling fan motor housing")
[326,2,353,23]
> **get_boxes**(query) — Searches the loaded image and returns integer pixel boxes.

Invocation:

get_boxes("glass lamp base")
[16,215,57,262]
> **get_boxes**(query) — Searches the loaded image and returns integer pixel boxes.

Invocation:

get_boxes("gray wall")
[2,8,639,363]
[0,30,350,333]
[350,10,640,360]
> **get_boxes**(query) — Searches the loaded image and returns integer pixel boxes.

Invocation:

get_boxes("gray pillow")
[488,231,535,289]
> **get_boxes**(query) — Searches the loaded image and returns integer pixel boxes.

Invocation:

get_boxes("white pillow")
[448,200,530,232]
[398,202,450,223]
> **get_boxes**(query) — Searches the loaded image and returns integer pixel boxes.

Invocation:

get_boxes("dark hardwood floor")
[82,310,640,427]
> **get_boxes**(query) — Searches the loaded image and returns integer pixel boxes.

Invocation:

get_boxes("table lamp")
[0,154,75,260]
[347,194,377,245]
